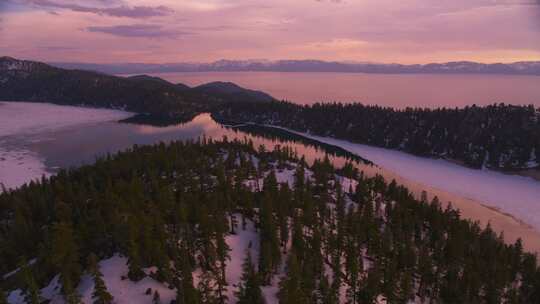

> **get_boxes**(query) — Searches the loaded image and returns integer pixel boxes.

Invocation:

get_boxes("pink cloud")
[1,0,539,63]
[87,24,188,38]
[20,0,174,18]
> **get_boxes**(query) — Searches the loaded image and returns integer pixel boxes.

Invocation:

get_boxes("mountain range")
[51,59,540,75]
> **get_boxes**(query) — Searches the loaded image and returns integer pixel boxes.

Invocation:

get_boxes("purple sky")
[1,0,540,63]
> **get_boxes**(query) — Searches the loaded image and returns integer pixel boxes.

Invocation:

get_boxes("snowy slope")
[7,255,176,304]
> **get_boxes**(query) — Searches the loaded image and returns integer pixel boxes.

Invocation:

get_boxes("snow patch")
[224,216,261,303]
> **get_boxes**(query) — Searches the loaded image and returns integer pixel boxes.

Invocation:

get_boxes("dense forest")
[216,101,540,170]
[1,139,539,303]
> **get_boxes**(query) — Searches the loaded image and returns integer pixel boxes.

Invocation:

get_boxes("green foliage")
[87,253,114,304]
[50,221,82,298]
[18,259,41,304]
[278,252,307,304]
[236,248,265,304]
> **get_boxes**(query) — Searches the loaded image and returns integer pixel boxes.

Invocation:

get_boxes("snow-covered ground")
[6,217,276,304]
[7,255,177,304]
[0,102,132,191]
[267,126,540,232]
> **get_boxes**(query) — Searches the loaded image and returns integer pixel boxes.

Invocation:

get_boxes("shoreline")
[260,124,540,254]
[372,165,540,254]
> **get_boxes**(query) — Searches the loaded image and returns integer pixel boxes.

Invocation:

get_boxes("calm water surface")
[140,71,540,108]
[24,114,363,173]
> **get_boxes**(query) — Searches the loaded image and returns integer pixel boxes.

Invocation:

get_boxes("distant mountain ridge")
[51,59,540,75]
[0,56,275,123]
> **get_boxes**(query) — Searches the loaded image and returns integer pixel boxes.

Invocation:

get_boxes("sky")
[1,0,540,64]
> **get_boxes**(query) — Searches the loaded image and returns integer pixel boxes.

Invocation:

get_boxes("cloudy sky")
[1,0,539,63]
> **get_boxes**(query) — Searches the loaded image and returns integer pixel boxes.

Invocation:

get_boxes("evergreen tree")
[50,221,82,300]
[236,249,265,304]
[88,253,114,304]
[278,253,307,304]
[127,226,145,281]
[19,259,41,304]
[175,247,199,304]
[258,187,280,284]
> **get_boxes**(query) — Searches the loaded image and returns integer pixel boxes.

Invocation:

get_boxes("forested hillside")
[0,57,273,123]
[1,139,539,303]
[216,101,540,170]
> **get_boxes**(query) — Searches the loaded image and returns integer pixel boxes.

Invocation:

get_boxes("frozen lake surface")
[0,102,132,190]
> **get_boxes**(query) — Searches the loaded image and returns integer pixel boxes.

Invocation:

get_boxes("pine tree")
[258,189,280,284]
[236,249,265,304]
[278,252,307,304]
[50,222,82,300]
[175,247,199,304]
[127,226,145,281]
[330,256,342,304]
[215,216,230,304]
[345,241,360,304]
[293,164,306,204]
[88,253,114,304]
[19,259,41,304]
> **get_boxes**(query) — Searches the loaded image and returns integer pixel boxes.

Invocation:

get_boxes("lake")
[139,72,540,108]
[2,101,540,253]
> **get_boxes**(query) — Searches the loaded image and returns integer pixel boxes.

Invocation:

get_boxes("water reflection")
[31,113,372,174]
